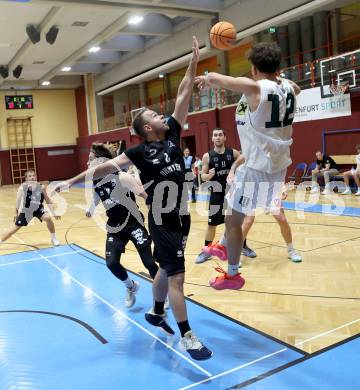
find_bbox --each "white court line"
[180,317,360,389]
[0,249,86,268]
[295,316,360,346]
[13,235,212,378]
[179,348,288,390]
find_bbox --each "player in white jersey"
[340,144,360,195]
[195,42,301,290]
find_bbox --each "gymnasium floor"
[0,185,359,388]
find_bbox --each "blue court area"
[0,245,304,389]
[241,336,360,390]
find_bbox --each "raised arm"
[172,36,200,127]
[56,152,132,191]
[195,73,260,96]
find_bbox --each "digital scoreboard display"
[5,95,33,110]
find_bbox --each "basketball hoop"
[329,82,349,97]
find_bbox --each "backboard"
[320,49,360,98]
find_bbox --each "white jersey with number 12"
[235,78,296,174]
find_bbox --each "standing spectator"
[183,148,196,202]
[310,151,339,195]
[340,144,360,196]
[193,156,202,190]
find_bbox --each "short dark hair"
[91,143,113,159]
[213,128,226,136]
[248,42,282,73]
[132,108,148,138]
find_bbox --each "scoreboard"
[5,95,34,110]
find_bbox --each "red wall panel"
[0,150,12,185]
[35,146,79,181]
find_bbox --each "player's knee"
[168,272,184,289]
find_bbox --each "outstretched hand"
[195,75,210,90]
[192,36,200,64]
[53,180,70,193]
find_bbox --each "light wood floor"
[1,184,359,354]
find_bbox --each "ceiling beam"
[102,35,145,51]
[39,11,131,84]
[31,0,217,19]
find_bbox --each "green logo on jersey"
[236,101,248,115]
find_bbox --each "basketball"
[210,21,236,50]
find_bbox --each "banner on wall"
[294,86,351,123]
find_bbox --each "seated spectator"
[310,151,339,195]
[340,144,360,196]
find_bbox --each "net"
[329,81,349,97]
[129,107,146,135]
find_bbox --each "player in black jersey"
[195,128,244,263]
[0,169,60,246]
[55,37,212,361]
[85,143,159,308]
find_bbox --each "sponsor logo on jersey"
[236,120,246,126]
[152,159,160,165]
[177,250,183,257]
[160,163,182,176]
[236,101,248,115]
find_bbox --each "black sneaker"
[180,331,213,360]
[145,310,175,336]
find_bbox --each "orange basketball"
[210,21,236,50]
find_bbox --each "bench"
[330,154,357,182]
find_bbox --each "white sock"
[227,264,238,276]
[287,243,294,252]
[123,277,134,289]
[51,233,56,240]
[219,236,227,246]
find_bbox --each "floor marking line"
[0,249,86,267]
[13,236,212,378]
[178,348,288,390]
[296,317,360,346]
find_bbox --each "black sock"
[243,239,247,247]
[178,320,191,337]
[205,240,212,247]
[154,301,165,315]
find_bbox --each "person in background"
[0,170,61,246]
[183,147,196,202]
[310,151,339,195]
[193,156,202,190]
[340,144,360,196]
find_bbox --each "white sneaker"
[340,189,352,195]
[180,331,212,360]
[321,188,331,195]
[195,251,211,264]
[355,190,360,196]
[51,237,60,246]
[288,249,302,263]
[125,281,139,308]
[310,187,319,194]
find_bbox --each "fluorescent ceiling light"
[159,73,165,78]
[62,66,71,72]
[128,16,144,25]
[89,46,100,53]
[328,69,336,73]
[42,81,51,86]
